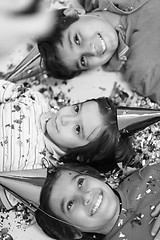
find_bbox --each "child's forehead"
[59,169,90,180]
[60,169,78,178]
[69,14,92,26]
[54,170,80,188]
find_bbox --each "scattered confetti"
[2,3,160,238]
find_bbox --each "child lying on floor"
[0,79,127,173]
[38,0,160,104]
[1,78,160,207]
[36,162,160,240]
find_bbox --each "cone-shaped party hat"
[117,106,160,136]
[6,45,45,82]
[0,168,47,211]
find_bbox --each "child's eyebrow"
[68,32,73,49]
[78,103,86,139]
[76,60,81,70]
[80,103,97,140]
[60,173,82,214]
[68,32,81,70]
[86,128,95,140]
[81,125,85,139]
[86,126,101,141]
[61,199,65,214]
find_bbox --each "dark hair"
[60,97,134,173]
[37,8,82,80]
[35,163,105,240]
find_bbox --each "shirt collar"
[104,16,129,71]
[116,23,129,61]
[102,0,149,71]
[101,0,149,15]
[105,186,133,239]
[43,134,66,159]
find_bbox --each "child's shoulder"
[124,163,160,184]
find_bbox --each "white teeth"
[91,192,103,216]
[98,33,106,53]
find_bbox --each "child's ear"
[63,8,85,17]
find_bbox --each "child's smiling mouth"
[91,191,103,216]
[98,33,106,55]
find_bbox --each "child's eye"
[77,178,84,189]
[74,105,79,113]
[67,200,74,211]
[74,34,80,45]
[75,125,80,135]
[80,56,86,67]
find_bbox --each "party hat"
[0,168,47,211]
[117,106,160,136]
[6,45,45,82]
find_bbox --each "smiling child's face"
[45,101,104,151]
[58,14,118,71]
[49,170,119,234]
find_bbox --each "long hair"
[37,8,82,80]
[60,97,134,173]
[35,163,105,240]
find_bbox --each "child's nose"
[60,115,75,126]
[89,43,98,56]
[84,42,97,56]
[83,191,92,206]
